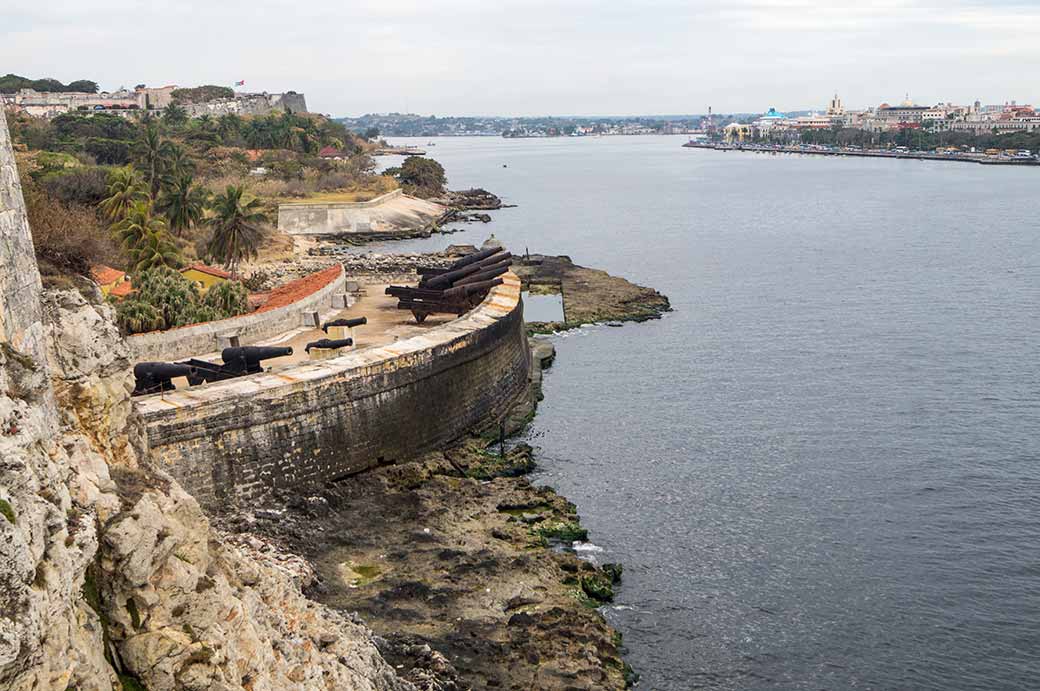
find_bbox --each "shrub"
[132,266,204,329]
[39,166,111,206]
[117,267,250,334]
[203,280,250,316]
[84,137,131,165]
[386,156,446,198]
[114,299,163,334]
[22,178,117,277]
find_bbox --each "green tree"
[135,122,175,198]
[112,199,182,272]
[156,173,208,237]
[130,226,182,272]
[66,80,100,93]
[206,186,266,275]
[132,266,201,328]
[114,298,163,334]
[162,143,195,178]
[203,280,250,316]
[217,113,242,144]
[162,103,189,128]
[390,156,446,198]
[99,166,147,222]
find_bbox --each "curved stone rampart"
[136,272,529,510]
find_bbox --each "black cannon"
[180,345,293,385]
[448,246,501,270]
[322,316,367,332]
[305,338,353,353]
[388,246,511,323]
[132,362,196,397]
[420,251,512,290]
[221,345,293,375]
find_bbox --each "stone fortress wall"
[0,107,47,363]
[136,272,530,511]
[183,92,308,118]
[278,189,446,237]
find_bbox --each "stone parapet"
[136,272,529,510]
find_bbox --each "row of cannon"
[388,246,512,323]
[132,316,368,396]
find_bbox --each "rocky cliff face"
[0,110,411,691]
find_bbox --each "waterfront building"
[723,122,752,142]
[752,107,788,136]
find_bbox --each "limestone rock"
[0,108,412,690]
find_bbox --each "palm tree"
[156,173,208,237]
[206,186,266,276]
[112,199,162,251]
[114,299,163,334]
[99,166,147,222]
[130,226,182,273]
[162,103,188,128]
[163,143,195,178]
[217,113,242,144]
[113,200,182,272]
[136,122,175,198]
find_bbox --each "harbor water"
[376,136,1040,690]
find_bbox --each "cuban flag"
[234,80,245,86]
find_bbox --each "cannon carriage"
[387,247,512,323]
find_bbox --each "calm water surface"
[379,137,1040,690]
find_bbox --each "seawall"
[135,272,529,510]
[278,189,446,237]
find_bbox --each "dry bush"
[22,181,119,277]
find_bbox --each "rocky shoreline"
[209,255,668,689]
[514,254,672,332]
[218,343,634,689]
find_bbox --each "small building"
[90,265,130,297]
[318,146,349,160]
[180,263,232,293]
[723,122,752,142]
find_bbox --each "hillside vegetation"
[7,105,400,333]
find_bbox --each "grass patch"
[0,499,15,525]
[535,520,588,543]
[126,598,141,630]
[118,673,148,691]
[339,561,383,587]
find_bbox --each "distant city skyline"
[4,0,1040,117]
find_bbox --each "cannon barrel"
[448,246,503,270]
[322,316,367,332]
[305,338,353,353]
[221,345,293,364]
[132,362,197,396]
[442,277,504,300]
[452,262,510,287]
[134,362,195,381]
[420,262,482,290]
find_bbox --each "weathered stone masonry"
[136,274,530,510]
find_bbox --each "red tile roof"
[91,265,126,285]
[181,263,233,280]
[109,281,134,298]
[319,146,344,157]
[256,265,342,313]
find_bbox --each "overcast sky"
[4,0,1039,117]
